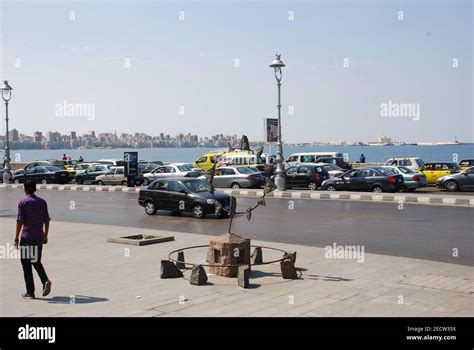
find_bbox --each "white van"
[384,157,425,171]
[285,152,344,167]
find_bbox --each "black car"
[13,166,70,184]
[321,167,404,193]
[138,178,231,219]
[317,157,352,170]
[436,166,474,191]
[280,164,330,190]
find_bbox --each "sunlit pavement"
[0,218,472,317]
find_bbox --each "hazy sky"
[0,0,472,143]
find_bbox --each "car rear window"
[398,166,415,174]
[376,167,398,176]
[236,167,254,174]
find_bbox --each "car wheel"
[121,180,127,186]
[144,200,157,215]
[14,178,20,184]
[231,183,241,189]
[41,179,48,185]
[445,180,458,192]
[408,188,417,192]
[372,185,383,193]
[192,204,205,219]
[96,180,104,186]
[326,184,336,191]
[143,178,150,186]
[308,182,318,191]
[76,178,83,185]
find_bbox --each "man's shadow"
[34,295,109,304]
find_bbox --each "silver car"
[381,166,426,191]
[199,166,264,189]
[95,166,127,186]
[143,164,199,185]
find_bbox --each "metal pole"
[3,100,12,184]
[273,72,286,191]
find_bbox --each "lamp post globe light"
[269,54,286,191]
[1,80,13,184]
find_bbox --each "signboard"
[124,152,138,187]
[266,118,278,142]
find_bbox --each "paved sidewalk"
[0,218,472,317]
[1,183,473,207]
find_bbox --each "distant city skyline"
[1,128,469,151]
[0,1,472,143]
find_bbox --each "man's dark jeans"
[20,238,49,295]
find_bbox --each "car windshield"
[398,166,415,174]
[416,159,425,167]
[236,167,255,174]
[177,165,192,172]
[376,167,398,176]
[45,166,62,172]
[182,180,211,193]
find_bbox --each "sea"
[4,144,474,164]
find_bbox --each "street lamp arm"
[274,68,283,83]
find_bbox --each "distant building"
[33,131,43,142]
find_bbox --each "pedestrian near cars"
[360,154,366,163]
[78,156,84,163]
[15,180,52,299]
[62,154,67,161]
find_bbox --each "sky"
[0,0,472,143]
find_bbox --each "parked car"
[278,164,330,190]
[138,178,231,219]
[23,161,53,171]
[459,159,474,170]
[95,166,144,186]
[70,163,92,175]
[74,164,112,184]
[384,157,425,171]
[193,150,225,171]
[13,166,70,184]
[285,152,344,168]
[138,162,163,174]
[319,163,345,178]
[436,166,474,192]
[95,159,125,167]
[172,162,204,174]
[321,167,404,193]
[142,164,200,186]
[380,166,426,191]
[317,157,352,170]
[199,166,264,189]
[419,162,462,184]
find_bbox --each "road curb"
[1,184,473,207]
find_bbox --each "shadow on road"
[34,295,109,304]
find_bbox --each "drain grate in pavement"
[107,234,174,246]
[399,274,474,294]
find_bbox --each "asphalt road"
[1,188,473,265]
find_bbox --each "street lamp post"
[1,81,13,184]
[269,54,286,191]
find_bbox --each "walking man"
[15,180,52,299]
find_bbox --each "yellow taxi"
[217,151,266,171]
[419,162,462,184]
[192,150,225,171]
